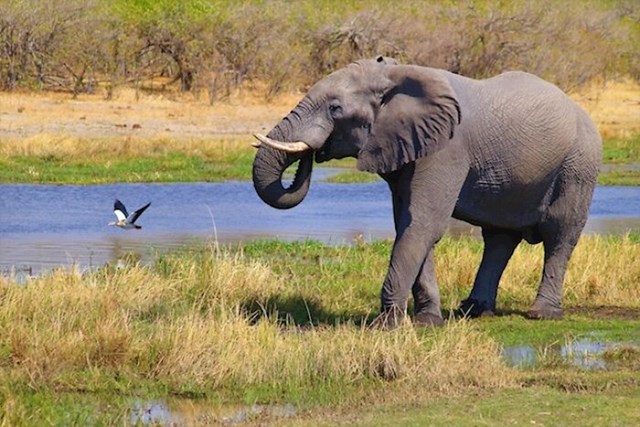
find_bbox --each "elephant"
[252,56,601,327]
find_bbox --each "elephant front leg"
[376,226,435,328]
[389,182,445,327]
[412,250,445,327]
[373,145,468,329]
[376,185,458,327]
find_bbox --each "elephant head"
[252,56,461,209]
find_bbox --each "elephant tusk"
[253,134,311,153]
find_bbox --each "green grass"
[324,169,381,183]
[598,169,640,186]
[307,386,640,427]
[0,152,253,184]
[5,384,639,426]
[477,315,640,347]
[597,135,640,184]
[0,236,639,425]
[602,135,640,164]
[0,134,638,185]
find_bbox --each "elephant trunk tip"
[252,148,314,210]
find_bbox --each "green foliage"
[0,151,255,184]
[603,135,640,164]
[324,170,381,184]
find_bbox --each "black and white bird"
[108,199,151,229]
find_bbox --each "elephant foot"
[456,298,495,318]
[370,306,406,330]
[526,302,563,320]
[413,311,445,327]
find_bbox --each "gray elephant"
[252,56,601,327]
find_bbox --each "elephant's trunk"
[252,133,313,210]
[252,147,313,209]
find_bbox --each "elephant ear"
[357,65,461,174]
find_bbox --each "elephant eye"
[329,104,342,116]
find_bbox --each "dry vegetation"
[435,235,640,310]
[0,250,514,400]
[573,79,640,139]
[1,1,638,178]
[0,235,637,401]
[0,76,637,150]
[0,0,638,97]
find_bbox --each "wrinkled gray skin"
[252,56,601,327]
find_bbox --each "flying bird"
[108,199,151,229]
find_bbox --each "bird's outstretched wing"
[128,202,151,224]
[114,199,128,222]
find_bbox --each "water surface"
[1,179,638,275]
[503,339,637,370]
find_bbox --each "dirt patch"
[0,88,300,140]
[1,80,638,141]
[565,306,640,320]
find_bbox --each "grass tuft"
[0,236,638,423]
[0,246,515,399]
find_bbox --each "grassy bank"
[597,134,640,185]
[0,134,638,185]
[325,134,640,185]
[0,235,638,424]
[0,136,254,184]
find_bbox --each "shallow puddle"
[129,399,297,425]
[502,338,636,370]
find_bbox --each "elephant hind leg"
[527,230,580,320]
[528,180,594,319]
[458,227,522,317]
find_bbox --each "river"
[1,175,638,275]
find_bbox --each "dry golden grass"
[435,235,640,310]
[0,134,249,160]
[0,250,513,396]
[0,86,297,142]
[0,234,637,407]
[0,79,637,147]
[572,79,640,139]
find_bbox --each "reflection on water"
[129,399,296,425]
[600,163,640,173]
[0,179,638,275]
[502,339,636,370]
[130,401,181,425]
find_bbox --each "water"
[1,177,638,275]
[129,400,296,425]
[502,339,636,370]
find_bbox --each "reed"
[0,136,255,184]
[435,234,640,311]
[0,135,250,160]
[1,235,637,400]
[0,248,513,400]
